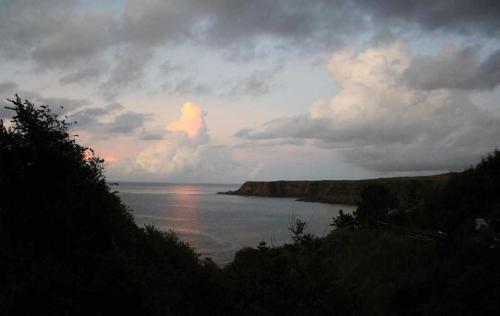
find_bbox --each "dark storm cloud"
[403,47,500,91]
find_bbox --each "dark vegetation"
[1,96,500,315]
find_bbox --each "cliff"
[220,174,451,206]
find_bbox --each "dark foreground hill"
[1,96,500,315]
[220,174,450,206]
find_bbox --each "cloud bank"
[236,42,500,172]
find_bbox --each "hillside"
[221,174,451,206]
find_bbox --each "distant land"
[220,174,452,206]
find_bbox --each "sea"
[116,182,357,265]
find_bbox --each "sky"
[0,0,499,183]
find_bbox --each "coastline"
[219,174,451,206]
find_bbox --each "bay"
[116,182,356,264]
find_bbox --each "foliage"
[355,183,399,225]
[0,96,224,315]
[288,216,315,244]
[331,209,358,231]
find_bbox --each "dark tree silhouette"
[0,96,223,315]
[331,209,358,231]
[355,184,398,225]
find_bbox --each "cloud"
[0,82,89,116]
[1,0,498,98]
[59,63,105,84]
[355,0,500,37]
[0,82,151,139]
[166,102,208,140]
[135,102,213,174]
[109,101,252,181]
[0,81,17,94]
[105,111,150,134]
[69,103,151,138]
[167,78,213,96]
[159,60,185,74]
[139,127,168,141]
[403,46,500,90]
[236,42,500,172]
[99,46,154,99]
[227,65,282,96]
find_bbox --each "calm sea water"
[116,182,356,264]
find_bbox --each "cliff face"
[222,174,451,206]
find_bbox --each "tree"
[331,209,358,231]
[289,217,314,244]
[355,183,398,226]
[0,96,223,315]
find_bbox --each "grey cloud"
[227,63,284,96]
[236,115,419,147]
[235,138,306,148]
[236,96,500,172]
[228,71,273,96]
[100,47,153,99]
[0,0,112,83]
[0,83,149,138]
[355,0,500,37]
[70,105,151,137]
[140,128,166,140]
[200,0,362,48]
[59,63,105,84]
[69,103,123,128]
[0,81,17,94]
[235,116,332,140]
[106,111,150,134]
[31,13,111,69]
[403,47,500,90]
[159,61,185,75]
[119,0,198,47]
[1,0,499,99]
[0,82,89,117]
[169,78,213,96]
